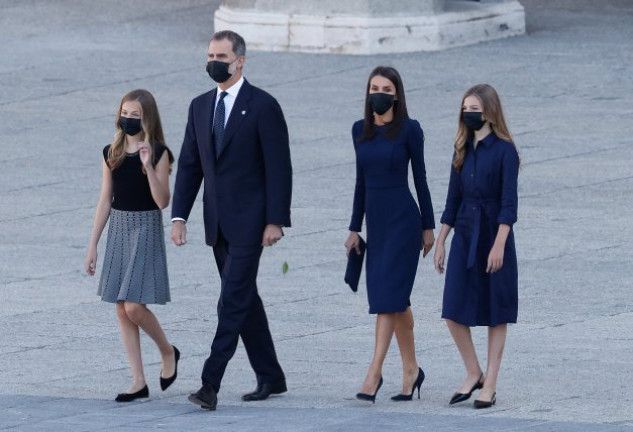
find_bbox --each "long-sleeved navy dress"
[440,133,519,327]
[349,118,435,314]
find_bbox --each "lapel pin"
[241,110,246,115]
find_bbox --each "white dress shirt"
[214,75,244,127]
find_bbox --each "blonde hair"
[453,84,516,171]
[107,89,169,171]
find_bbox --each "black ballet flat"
[474,392,496,409]
[391,367,425,401]
[449,373,484,405]
[356,376,383,404]
[160,345,180,391]
[115,385,149,402]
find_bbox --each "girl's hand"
[486,243,505,273]
[138,142,153,167]
[422,229,435,258]
[84,248,97,276]
[433,242,445,274]
[345,231,361,257]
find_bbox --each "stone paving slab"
[2,395,633,432]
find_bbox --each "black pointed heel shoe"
[474,392,496,409]
[449,373,484,405]
[160,345,180,391]
[356,376,383,403]
[391,367,425,401]
[115,385,149,402]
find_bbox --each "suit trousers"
[201,229,285,392]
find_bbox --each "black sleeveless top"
[103,144,172,211]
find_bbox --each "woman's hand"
[433,242,445,274]
[422,229,435,258]
[84,247,97,276]
[486,243,505,273]
[345,231,361,257]
[138,142,153,168]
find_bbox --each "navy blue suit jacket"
[172,79,292,247]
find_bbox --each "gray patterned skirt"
[98,209,170,305]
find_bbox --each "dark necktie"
[213,91,228,158]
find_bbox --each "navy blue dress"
[349,119,435,314]
[440,133,519,327]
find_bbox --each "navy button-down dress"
[440,133,519,327]
[349,118,435,314]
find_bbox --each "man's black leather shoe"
[242,380,287,401]
[188,384,218,410]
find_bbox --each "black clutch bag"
[344,235,366,292]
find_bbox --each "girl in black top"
[85,89,179,402]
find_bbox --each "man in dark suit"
[171,30,292,411]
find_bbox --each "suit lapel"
[217,80,252,159]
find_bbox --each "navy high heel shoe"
[391,367,425,401]
[356,376,383,403]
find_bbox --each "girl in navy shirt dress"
[434,84,519,409]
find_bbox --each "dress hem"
[441,313,517,327]
[99,296,169,306]
[369,305,410,315]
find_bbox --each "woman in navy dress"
[434,84,519,409]
[345,66,435,403]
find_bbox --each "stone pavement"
[1,0,632,430]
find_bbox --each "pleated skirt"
[98,209,170,305]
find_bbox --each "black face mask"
[462,112,486,131]
[118,117,142,136]
[206,60,235,83]
[369,93,395,116]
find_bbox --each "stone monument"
[214,0,526,54]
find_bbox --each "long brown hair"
[453,84,516,171]
[358,66,409,143]
[107,89,173,170]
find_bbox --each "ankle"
[366,367,382,379]
[159,344,174,357]
[467,370,483,380]
[404,364,419,375]
[481,382,496,392]
[478,387,496,400]
[132,377,146,386]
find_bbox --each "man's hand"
[262,224,283,247]
[171,220,187,246]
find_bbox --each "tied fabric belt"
[463,198,501,269]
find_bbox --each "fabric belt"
[463,198,500,269]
